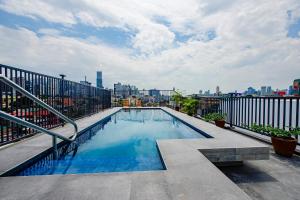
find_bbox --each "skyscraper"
[266,86,272,95]
[113,82,138,98]
[293,79,300,96]
[261,86,267,96]
[149,89,160,97]
[216,86,220,96]
[96,71,103,88]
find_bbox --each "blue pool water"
[17,109,208,175]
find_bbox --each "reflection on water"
[17,109,206,176]
[116,108,175,122]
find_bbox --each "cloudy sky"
[0,0,299,93]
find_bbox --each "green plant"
[290,127,300,136]
[171,91,183,107]
[250,124,266,133]
[250,124,300,138]
[203,113,226,121]
[203,113,212,122]
[182,98,198,116]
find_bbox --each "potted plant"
[182,98,198,116]
[211,113,227,128]
[203,113,227,128]
[251,125,300,157]
[171,92,183,111]
[203,113,213,122]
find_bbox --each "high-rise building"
[149,89,161,102]
[266,86,272,95]
[293,79,300,96]
[96,71,103,88]
[114,82,139,98]
[149,89,160,97]
[261,86,267,96]
[246,87,256,95]
[288,85,294,95]
[216,86,220,96]
[204,90,210,96]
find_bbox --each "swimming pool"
[15,109,210,176]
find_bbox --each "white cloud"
[0,0,76,25]
[77,12,110,28]
[38,28,61,36]
[132,24,175,55]
[0,0,300,93]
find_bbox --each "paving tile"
[0,107,273,200]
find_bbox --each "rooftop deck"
[220,150,300,200]
[0,107,298,200]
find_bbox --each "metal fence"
[0,64,111,145]
[197,94,300,143]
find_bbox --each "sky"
[0,0,300,94]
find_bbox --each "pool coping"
[0,107,269,200]
[161,107,269,164]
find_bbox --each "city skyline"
[4,67,298,97]
[198,80,300,96]
[0,2,300,200]
[0,1,300,93]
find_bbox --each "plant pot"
[214,120,225,128]
[175,106,180,111]
[187,112,193,116]
[271,136,297,157]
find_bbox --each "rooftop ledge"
[0,107,270,200]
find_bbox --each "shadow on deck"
[219,150,300,200]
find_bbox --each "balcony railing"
[0,64,111,146]
[196,94,300,144]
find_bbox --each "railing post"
[229,93,234,127]
[59,74,65,127]
[52,135,58,159]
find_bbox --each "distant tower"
[261,86,267,96]
[294,79,300,96]
[216,86,220,96]
[96,71,103,88]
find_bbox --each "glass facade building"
[96,71,103,88]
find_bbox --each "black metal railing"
[0,64,111,145]
[197,94,300,143]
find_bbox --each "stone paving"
[0,107,274,200]
[219,149,300,200]
[161,107,269,164]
